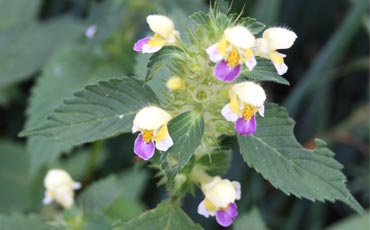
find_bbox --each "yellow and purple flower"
[206,26,256,82]
[221,81,266,135]
[132,106,173,160]
[133,15,179,53]
[197,176,241,227]
[43,169,81,209]
[253,27,297,75]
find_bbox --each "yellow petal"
[230,95,241,115]
[204,199,217,212]
[154,124,169,142]
[148,34,167,48]
[269,51,285,65]
[216,37,228,56]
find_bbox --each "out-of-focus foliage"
[0,0,368,229]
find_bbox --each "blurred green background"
[0,0,368,229]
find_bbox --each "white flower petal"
[155,135,174,151]
[197,200,216,218]
[42,193,53,205]
[44,169,74,191]
[263,27,297,50]
[141,43,163,53]
[224,26,255,49]
[244,55,257,70]
[73,182,81,190]
[133,106,172,131]
[232,181,241,200]
[273,61,288,75]
[132,124,139,133]
[146,15,175,38]
[54,186,74,209]
[231,82,266,107]
[206,44,223,63]
[204,179,237,209]
[221,104,238,122]
[258,105,265,117]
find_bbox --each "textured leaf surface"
[241,58,290,85]
[113,202,203,230]
[134,53,171,106]
[234,207,268,230]
[196,150,231,176]
[146,46,184,81]
[21,78,158,146]
[0,17,85,88]
[161,111,204,180]
[237,103,364,213]
[239,17,266,34]
[189,11,209,25]
[24,46,125,172]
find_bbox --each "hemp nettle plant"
[20,4,364,230]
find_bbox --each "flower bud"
[166,76,185,91]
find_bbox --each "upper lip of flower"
[132,106,172,132]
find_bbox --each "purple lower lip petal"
[134,133,155,160]
[214,60,241,82]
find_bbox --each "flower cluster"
[43,169,81,209]
[207,26,297,81]
[131,13,296,227]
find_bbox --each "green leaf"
[27,137,72,175]
[78,170,148,221]
[189,11,209,25]
[78,175,124,212]
[20,78,158,147]
[196,150,231,176]
[104,170,149,221]
[86,0,127,45]
[241,58,290,85]
[0,17,85,88]
[161,111,204,182]
[146,46,185,82]
[113,202,203,230]
[239,17,266,34]
[326,211,370,230]
[24,45,125,173]
[234,207,269,230]
[0,140,31,213]
[0,214,59,230]
[134,52,172,106]
[0,0,40,31]
[237,103,364,214]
